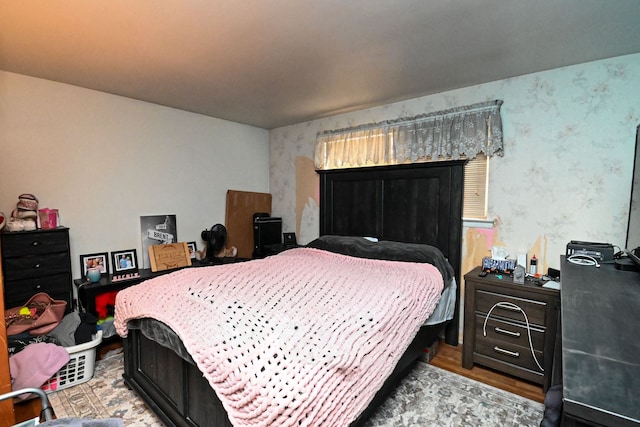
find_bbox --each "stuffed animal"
[216,246,238,258]
[196,245,238,259]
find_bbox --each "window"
[463,154,489,219]
[315,101,502,221]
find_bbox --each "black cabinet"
[560,257,640,426]
[75,269,165,317]
[1,227,73,311]
[75,258,250,318]
[462,267,559,391]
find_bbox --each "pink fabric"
[10,342,69,391]
[115,248,443,426]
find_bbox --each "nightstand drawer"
[2,252,71,280]
[476,289,547,327]
[1,230,69,257]
[475,314,545,350]
[475,337,545,373]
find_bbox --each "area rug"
[47,348,544,426]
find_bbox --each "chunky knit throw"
[115,248,443,426]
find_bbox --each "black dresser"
[560,256,640,426]
[1,227,73,311]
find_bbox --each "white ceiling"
[2,1,640,129]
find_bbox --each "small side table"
[462,266,560,391]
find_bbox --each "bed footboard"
[123,329,233,427]
[123,320,446,427]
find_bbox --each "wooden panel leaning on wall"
[225,190,272,259]
[0,246,16,427]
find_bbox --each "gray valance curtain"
[314,100,503,169]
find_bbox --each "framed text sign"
[149,242,192,272]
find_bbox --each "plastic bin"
[41,330,103,393]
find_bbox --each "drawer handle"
[495,302,520,312]
[32,241,40,246]
[493,346,520,358]
[483,301,544,372]
[494,327,521,338]
[34,263,41,269]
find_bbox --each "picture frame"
[187,241,197,259]
[140,214,178,269]
[283,232,297,247]
[79,252,109,279]
[111,249,139,275]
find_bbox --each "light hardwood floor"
[431,340,545,403]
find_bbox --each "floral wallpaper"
[269,53,640,273]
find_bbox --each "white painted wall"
[0,71,270,281]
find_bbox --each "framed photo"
[283,232,297,247]
[79,252,109,278]
[111,249,139,275]
[187,242,197,259]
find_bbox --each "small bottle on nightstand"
[530,255,538,275]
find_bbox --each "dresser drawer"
[3,273,72,309]
[1,230,69,257]
[2,252,71,280]
[474,314,545,351]
[476,289,547,327]
[475,336,545,374]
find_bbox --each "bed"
[116,161,464,426]
[115,237,455,426]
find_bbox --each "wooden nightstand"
[462,266,560,391]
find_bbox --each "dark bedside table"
[462,266,560,391]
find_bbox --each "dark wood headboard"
[317,161,464,345]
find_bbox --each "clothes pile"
[8,311,98,396]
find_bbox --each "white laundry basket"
[41,330,103,393]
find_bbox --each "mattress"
[125,235,456,364]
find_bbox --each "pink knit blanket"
[115,248,443,426]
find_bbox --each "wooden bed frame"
[122,161,464,426]
[123,319,443,427]
[317,161,464,345]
